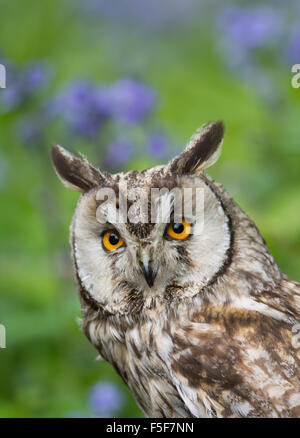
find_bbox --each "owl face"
[52,121,231,314]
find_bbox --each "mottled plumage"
[51,121,300,417]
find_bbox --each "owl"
[51,121,300,417]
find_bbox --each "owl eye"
[102,230,124,251]
[166,219,191,240]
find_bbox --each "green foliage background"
[0,0,299,417]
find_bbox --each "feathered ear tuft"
[167,121,224,175]
[51,144,106,192]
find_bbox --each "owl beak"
[141,262,157,288]
[138,243,157,287]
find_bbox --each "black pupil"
[172,222,184,234]
[109,233,119,245]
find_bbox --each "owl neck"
[200,175,283,312]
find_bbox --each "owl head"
[51,121,231,314]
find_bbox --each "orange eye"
[102,230,124,251]
[166,219,191,240]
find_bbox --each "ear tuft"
[168,121,224,175]
[51,144,106,192]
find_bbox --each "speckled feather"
[51,121,300,417]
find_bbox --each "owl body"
[52,121,300,417]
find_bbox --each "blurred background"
[0,0,299,418]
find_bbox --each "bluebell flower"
[216,5,285,101]
[219,6,282,51]
[52,80,108,139]
[0,60,50,113]
[217,5,283,72]
[286,24,300,63]
[0,60,21,111]
[147,133,168,158]
[1,85,23,112]
[88,381,124,417]
[105,138,133,170]
[23,61,51,92]
[105,79,156,124]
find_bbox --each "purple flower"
[23,62,50,92]
[105,79,156,124]
[286,24,300,63]
[147,133,168,158]
[217,5,283,71]
[48,78,157,141]
[52,80,108,139]
[219,6,282,50]
[105,138,133,169]
[0,60,50,113]
[1,86,23,112]
[216,5,286,98]
[88,382,124,416]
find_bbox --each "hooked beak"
[138,242,158,288]
[141,261,157,288]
